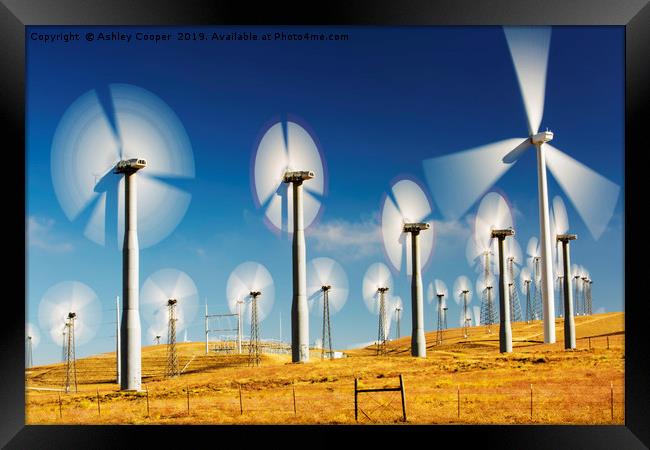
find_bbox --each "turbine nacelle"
[283,170,315,183]
[557,233,578,243]
[321,285,331,292]
[114,158,147,174]
[377,287,390,294]
[491,228,515,239]
[67,312,76,320]
[530,130,554,145]
[403,222,430,234]
[249,291,261,299]
[167,298,177,306]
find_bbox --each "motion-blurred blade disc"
[545,144,620,240]
[226,262,275,323]
[383,179,434,275]
[307,257,349,315]
[474,191,513,251]
[422,138,526,220]
[26,323,41,348]
[551,195,570,236]
[503,26,552,135]
[362,262,393,314]
[434,279,449,299]
[473,306,481,326]
[141,269,199,332]
[453,275,472,304]
[390,296,403,321]
[426,282,434,304]
[253,121,325,234]
[381,195,405,272]
[51,84,195,249]
[38,281,102,346]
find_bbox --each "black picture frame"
[2,0,647,447]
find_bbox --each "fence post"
[354,378,358,422]
[399,374,407,422]
[187,385,190,415]
[607,336,610,349]
[610,381,614,421]
[588,337,591,349]
[58,393,62,418]
[239,384,243,415]
[292,381,297,415]
[96,389,101,416]
[145,384,150,417]
[457,385,460,419]
[530,384,533,420]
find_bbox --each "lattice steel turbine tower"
[320,285,333,360]
[166,299,179,378]
[376,287,389,356]
[63,312,78,393]
[249,291,262,367]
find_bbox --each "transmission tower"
[63,312,78,393]
[435,294,445,345]
[376,287,389,356]
[507,257,522,322]
[248,291,261,367]
[321,285,333,360]
[26,336,33,368]
[166,299,179,378]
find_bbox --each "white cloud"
[27,216,74,253]
[307,215,381,261]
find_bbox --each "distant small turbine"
[453,276,472,339]
[362,263,393,356]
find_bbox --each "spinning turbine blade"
[362,263,393,314]
[381,196,404,272]
[503,26,552,135]
[38,281,102,346]
[253,120,325,234]
[26,323,41,348]
[453,275,472,304]
[434,279,449,299]
[226,262,275,323]
[307,257,349,314]
[552,196,569,236]
[51,84,195,249]
[545,144,620,240]
[422,138,527,220]
[141,269,199,332]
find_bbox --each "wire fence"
[26,378,624,425]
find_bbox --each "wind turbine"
[307,257,349,359]
[551,195,577,349]
[226,261,276,365]
[520,267,533,323]
[140,268,200,351]
[431,279,448,345]
[252,119,325,363]
[50,84,195,390]
[453,276,472,339]
[391,296,404,340]
[504,238,524,322]
[526,237,543,321]
[475,273,496,333]
[380,178,434,358]
[25,323,40,369]
[422,27,621,344]
[362,262,394,356]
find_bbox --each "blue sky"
[26,26,624,366]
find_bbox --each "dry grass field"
[25,312,624,425]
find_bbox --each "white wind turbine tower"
[473,192,517,351]
[381,178,434,358]
[362,262,394,356]
[50,84,195,390]
[307,257,349,359]
[38,281,102,390]
[453,276,473,339]
[252,120,325,363]
[423,27,621,344]
[551,195,577,349]
[226,262,276,366]
[25,323,40,369]
[141,268,200,368]
[571,263,585,316]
